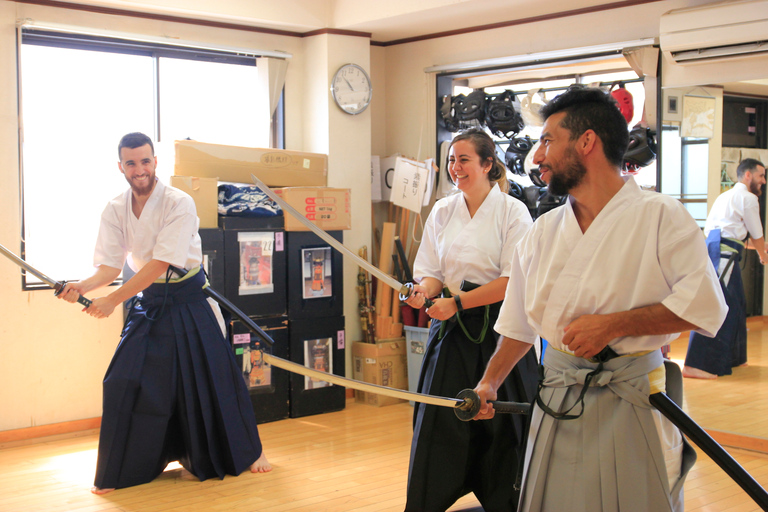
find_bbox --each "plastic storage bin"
[405,325,430,405]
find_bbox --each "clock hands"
[343,76,354,91]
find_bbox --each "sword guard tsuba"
[399,282,435,308]
[53,280,67,296]
[454,388,482,422]
[399,282,416,302]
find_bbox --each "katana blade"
[192,269,527,420]
[262,352,462,408]
[261,352,528,420]
[0,242,92,308]
[251,175,423,304]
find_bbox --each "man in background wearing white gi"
[58,132,270,494]
[684,158,767,379]
[473,86,727,512]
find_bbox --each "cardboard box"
[352,339,408,407]
[275,187,351,231]
[170,176,218,228]
[174,140,327,187]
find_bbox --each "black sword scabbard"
[649,392,768,509]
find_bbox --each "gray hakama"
[519,349,695,512]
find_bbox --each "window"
[19,31,281,287]
[659,126,709,226]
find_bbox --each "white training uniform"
[413,184,532,293]
[704,182,764,240]
[495,177,727,511]
[93,178,225,332]
[94,178,202,273]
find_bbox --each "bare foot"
[682,366,717,380]
[90,486,115,495]
[739,362,749,367]
[250,452,272,473]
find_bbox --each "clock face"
[331,64,372,115]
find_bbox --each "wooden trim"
[376,0,664,46]
[13,0,304,37]
[301,28,371,39]
[0,417,101,443]
[14,0,661,47]
[707,429,768,454]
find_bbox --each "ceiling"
[330,0,640,43]
[45,0,768,94]
[51,0,650,43]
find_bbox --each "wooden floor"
[2,323,768,512]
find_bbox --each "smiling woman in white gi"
[403,128,539,512]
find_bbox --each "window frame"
[18,29,284,290]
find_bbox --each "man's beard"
[126,173,156,195]
[750,181,763,196]
[546,147,587,197]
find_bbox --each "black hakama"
[405,303,539,512]
[94,269,263,489]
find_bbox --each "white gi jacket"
[94,179,202,273]
[414,184,532,293]
[704,182,764,241]
[498,177,727,512]
[496,177,727,355]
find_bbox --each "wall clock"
[331,63,372,115]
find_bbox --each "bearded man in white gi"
[473,87,727,512]
[684,158,767,379]
[58,132,270,494]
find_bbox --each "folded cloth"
[218,183,283,217]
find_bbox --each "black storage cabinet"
[199,227,225,290]
[220,215,287,318]
[289,315,346,418]
[285,231,344,319]
[229,315,290,424]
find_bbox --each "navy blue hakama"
[94,269,263,489]
[685,233,747,376]
[405,302,539,512]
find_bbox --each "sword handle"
[55,281,93,309]
[454,388,531,421]
[399,282,435,308]
[490,400,531,416]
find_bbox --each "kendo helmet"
[524,140,546,187]
[623,126,657,174]
[485,90,524,139]
[505,135,534,176]
[610,82,634,125]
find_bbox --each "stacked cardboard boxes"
[172,139,351,231]
[352,339,408,407]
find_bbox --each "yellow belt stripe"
[550,347,666,394]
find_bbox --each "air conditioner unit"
[660,0,768,65]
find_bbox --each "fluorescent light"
[424,38,656,74]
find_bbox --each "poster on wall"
[304,337,333,390]
[237,231,274,296]
[681,94,716,139]
[233,334,272,389]
[302,247,332,299]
